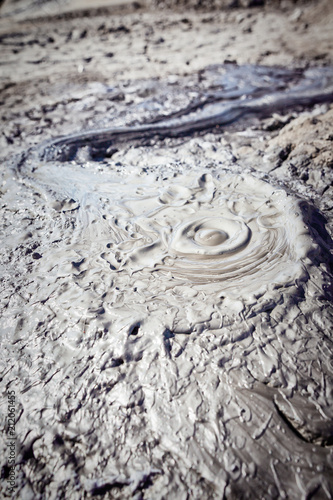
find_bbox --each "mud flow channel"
[2,64,333,499]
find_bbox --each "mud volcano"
[1,4,333,498]
[22,159,322,335]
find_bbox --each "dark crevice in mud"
[163,329,175,355]
[274,401,313,444]
[274,400,333,447]
[91,481,127,496]
[300,204,333,300]
[90,469,158,496]
[19,435,43,463]
[27,64,333,163]
[129,323,140,336]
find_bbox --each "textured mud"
[1,1,333,499]
[35,65,333,161]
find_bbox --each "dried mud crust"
[0,0,333,86]
[1,1,333,500]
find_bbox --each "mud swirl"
[114,172,312,310]
[17,147,318,333]
[170,216,251,257]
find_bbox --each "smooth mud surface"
[1,1,333,499]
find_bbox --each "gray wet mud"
[35,65,333,161]
[1,64,333,499]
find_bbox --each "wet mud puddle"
[3,64,333,499]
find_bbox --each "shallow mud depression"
[1,2,333,499]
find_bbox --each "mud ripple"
[115,173,313,304]
[22,160,319,333]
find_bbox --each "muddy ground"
[1,0,333,206]
[0,0,333,499]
